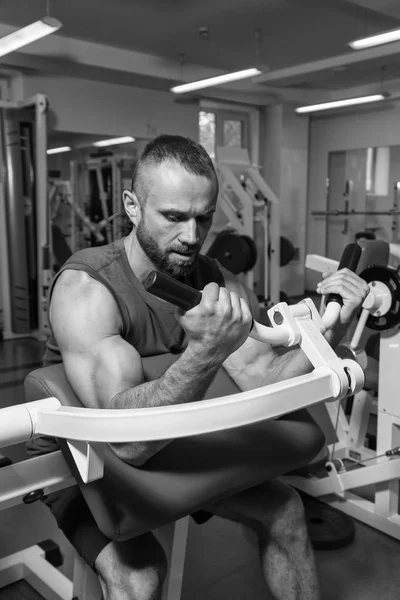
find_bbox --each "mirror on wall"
[46,131,147,268]
[316,146,400,261]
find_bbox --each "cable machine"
[204,147,295,306]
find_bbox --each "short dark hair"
[131,134,218,204]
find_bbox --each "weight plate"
[359,265,400,331]
[280,236,296,267]
[297,490,356,550]
[207,231,255,274]
[240,235,258,272]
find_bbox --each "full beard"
[136,219,198,278]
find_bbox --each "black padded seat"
[24,356,324,541]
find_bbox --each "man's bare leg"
[205,479,320,600]
[94,532,167,600]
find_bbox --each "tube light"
[0,17,62,57]
[295,93,388,114]
[47,146,71,155]
[349,28,400,50]
[170,67,262,94]
[93,136,136,147]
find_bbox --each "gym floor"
[1,337,400,599]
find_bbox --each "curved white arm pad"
[19,368,338,445]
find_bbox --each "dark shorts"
[27,408,324,568]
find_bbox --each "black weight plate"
[207,231,252,275]
[359,265,400,331]
[298,491,356,550]
[240,235,258,272]
[280,236,296,267]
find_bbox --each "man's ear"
[123,190,142,226]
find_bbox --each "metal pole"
[35,94,50,339]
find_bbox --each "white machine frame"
[285,252,400,541]
[204,146,281,304]
[0,295,364,600]
[0,94,49,341]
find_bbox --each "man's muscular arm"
[51,270,251,466]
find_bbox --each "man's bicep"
[62,336,144,410]
[50,271,144,409]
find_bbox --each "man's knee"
[256,481,308,543]
[94,534,167,600]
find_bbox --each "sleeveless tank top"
[43,237,225,365]
[27,237,226,455]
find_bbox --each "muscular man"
[29,135,369,600]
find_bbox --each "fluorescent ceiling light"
[170,67,262,94]
[0,17,62,57]
[93,136,136,147]
[295,93,388,114]
[47,146,71,155]
[349,28,400,50]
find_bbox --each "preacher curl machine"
[285,240,400,541]
[0,246,365,599]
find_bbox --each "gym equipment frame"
[0,291,364,600]
[0,94,49,341]
[285,251,400,541]
[311,178,400,241]
[205,146,281,305]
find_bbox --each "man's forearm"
[109,345,222,465]
[224,313,357,392]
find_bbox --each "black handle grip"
[144,270,255,333]
[144,270,202,311]
[326,242,362,306]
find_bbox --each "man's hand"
[176,282,253,362]
[316,268,370,324]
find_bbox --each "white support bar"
[66,440,105,483]
[347,391,374,451]
[0,397,61,447]
[0,451,75,511]
[0,546,73,600]
[32,368,341,444]
[218,164,252,234]
[286,457,400,498]
[163,517,190,600]
[306,254,339,274]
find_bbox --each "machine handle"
[144,271,202,311]
[145,270,256,333]
[326,243,361,306]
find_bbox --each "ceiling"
[1,0,400,103]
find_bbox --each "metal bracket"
[66,441,105,483]
[325,461,346,497]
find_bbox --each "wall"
[22,75,199,140]
[307,99,400,289]
[262,103,309,297]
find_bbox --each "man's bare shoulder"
[50,269,123,341]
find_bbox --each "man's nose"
[179,218,199,246]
